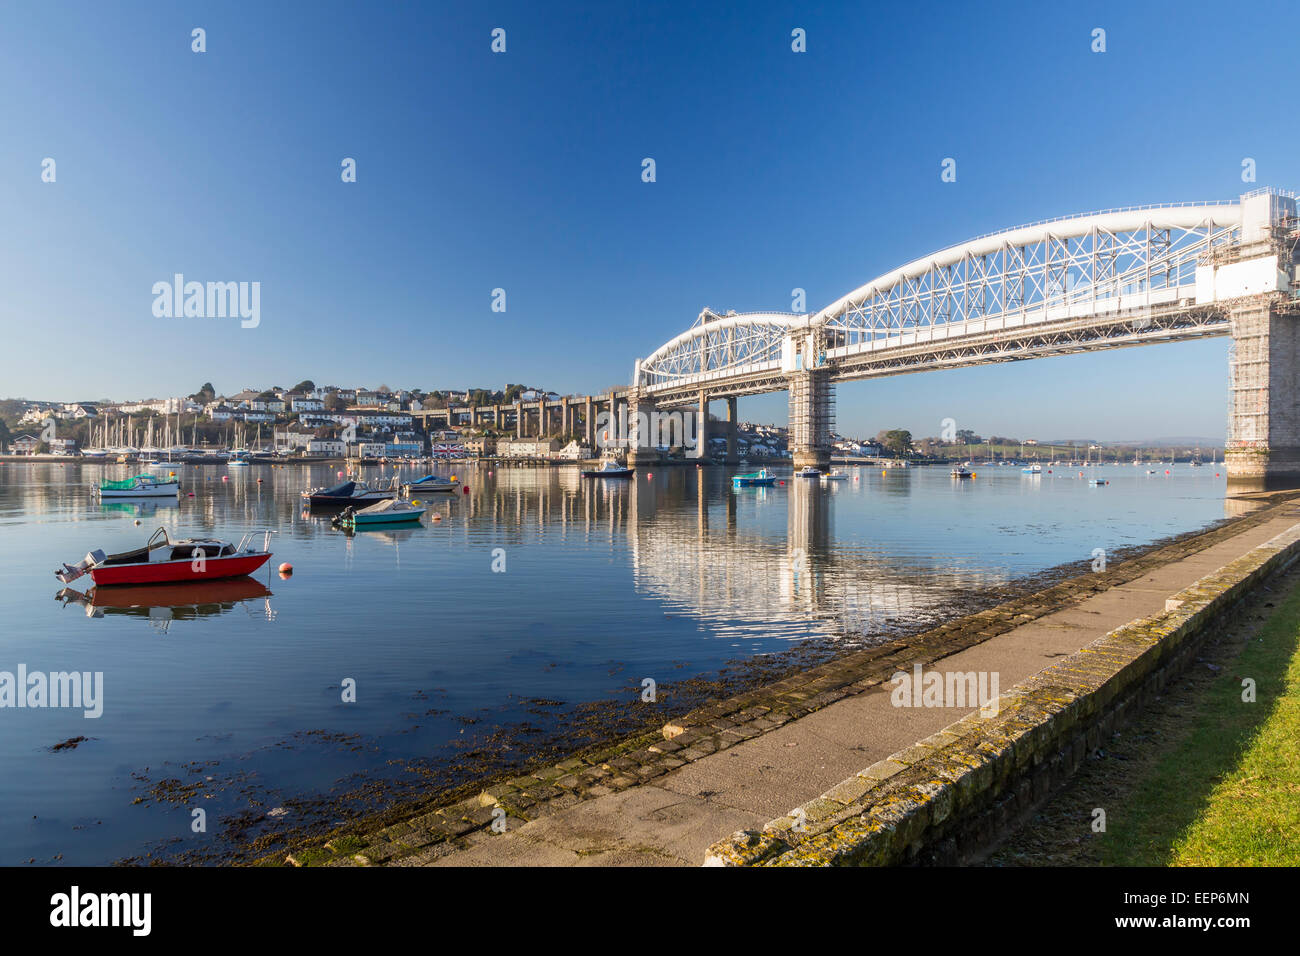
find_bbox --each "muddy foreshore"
[117,497,1286,867]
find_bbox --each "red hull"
[89,553,271,586]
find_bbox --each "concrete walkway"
[416,506,1300,867]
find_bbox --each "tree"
[878,429,913,457]
[323,391,347,412]
[191,382,216,403]
[291,380,314,393]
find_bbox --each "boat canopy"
[100,474,158,490]
[319,481,356,497]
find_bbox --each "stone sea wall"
[704,522,1300,866]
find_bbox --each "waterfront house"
[307,439,346,457]
[557,440,593,460]
[498,437,560,458]
[10,435,39,455]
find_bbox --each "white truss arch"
[634,192,1300,403]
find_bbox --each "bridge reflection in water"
[622,470,1018,645]
[446,464,1255,648]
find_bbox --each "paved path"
[417,507,1300,867]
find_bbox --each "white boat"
[402,474,460,494]
[334,498,426,527]
[795,466,823,478]
[1021,464,1042,475]
[819,470,848,482]
[94,474,180,498]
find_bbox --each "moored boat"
[732,469,776,487]
[333,498,426,528]
[95,474,180,498]
[820,470,848,482]
[402,474,460,494]
[950,466,974,478]
[1021,464,1042,475]
[581,461,634,478]
[55,527,274,587]
[795,466,823,478]
[302,479,397,507]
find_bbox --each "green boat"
[732,469,776,488]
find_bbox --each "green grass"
[1101,578,1300,866]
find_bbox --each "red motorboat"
[55,527,275,587]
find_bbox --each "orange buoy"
[278,563,293,575]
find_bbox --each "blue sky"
[1,0,1295,441]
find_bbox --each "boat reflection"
[55,578,275,630]
[99,498,179,517]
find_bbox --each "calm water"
[0,460,1240,863]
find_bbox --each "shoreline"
[139,493,1288,867]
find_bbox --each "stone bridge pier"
[787,368,833,471]
[1226,298,1300,491]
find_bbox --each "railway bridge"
[632,188,1300,489]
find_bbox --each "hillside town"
[2,382,884,461]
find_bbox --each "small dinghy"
[820,470,848,482]
[302,479,397,507]
[581,461,634,478]
[402,474,459,495]
[55,527,274,586]
[333,498,426,528]
[95,474,180,498]
[732,469,776,488]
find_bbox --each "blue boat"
[402,474,460,494]
[732,469,776,488]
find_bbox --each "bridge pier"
[627,389,659,467]
[1226,298,1300,491]
[698,390,711,463]
[725,396,738,465]
[787,369,833,471]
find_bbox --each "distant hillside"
[1041,436,1225,448]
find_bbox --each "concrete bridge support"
[787,369,833,471]
[1226,299,1300,491]
[725,396,738,464]
[514,401,524,438]
[584,397,594,445]
[627,389,658,467]
[698,390,710,463]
